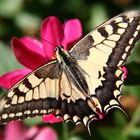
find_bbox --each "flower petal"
[42,114,62,124]
[25,126,39,139]
[96,108,104,120]
[12,37,47,70]
[41,16,64,59]
[0,68,31,90]
[62,19,82,50]
[5,121,25,140]
[19,36,45,57]
[34,127,58,140]
[0,132,4,140]
[121,66,128,80]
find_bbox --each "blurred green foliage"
[1,0,140,140]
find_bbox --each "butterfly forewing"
[70,10,140,67]
[0,60,61,123]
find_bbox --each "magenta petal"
[19,36,45,57]
[5,121,25,140]
[96,108,104,120]
[41,16,64,59]
[34,127,58,140]
[0,68,31,90]
[12,37,47,70]
[121,66,128,80]
[42,114,62,124]
[0,132,4,140]
[62,19,82,50]
[25,126,39,139]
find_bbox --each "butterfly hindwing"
[94,66,126,115]
[59,71,99,127]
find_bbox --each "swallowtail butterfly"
[0,10,140,132]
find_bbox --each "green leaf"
[98,127,125,140]
[125,62,140,85]
[128,127,140,138]
[88,4,108,29]
[113,111,128,128]
[24,117,43,127]
[67,136,83,140]
[127,41,140,64]
[123,85,140,99]
[15,11,41,32]
[0,41,22,75]
[0,0,23,18]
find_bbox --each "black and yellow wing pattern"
[0,10,140,131]
[70,10,140,115]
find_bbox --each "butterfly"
[0,10,140,133]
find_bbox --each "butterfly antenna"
[34,34,57,46]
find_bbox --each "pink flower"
[1,121,58,140]
[121,66,128,80]
[0,16,82,123]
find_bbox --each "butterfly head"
[55,45,70,63]
[55,45,64,52]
